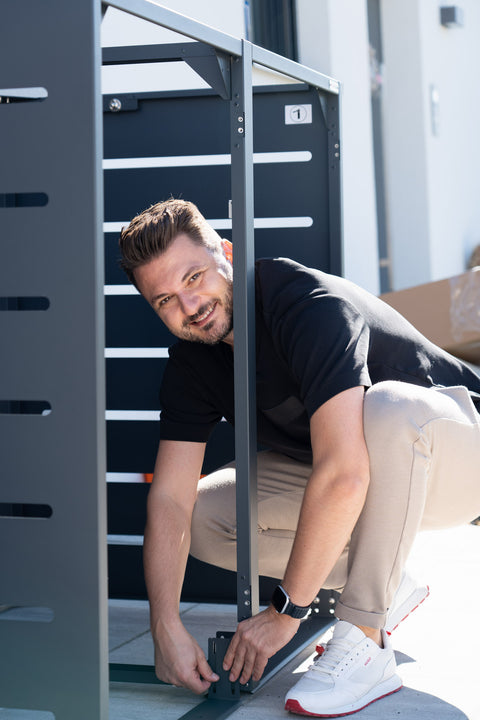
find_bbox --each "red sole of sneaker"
[386,586,430,635]
[284,685,403,717]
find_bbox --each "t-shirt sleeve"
[257,260,372,417]
[159,344,223,442]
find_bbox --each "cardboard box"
[380,268,480,364]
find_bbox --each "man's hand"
[153,623,219,694]
[222,606,300,685]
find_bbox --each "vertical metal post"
[230,41,259,624]
[325,91,343,277]
[0,1,108,717]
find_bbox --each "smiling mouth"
[190,302,216,326]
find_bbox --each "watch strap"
[271,584,311,620]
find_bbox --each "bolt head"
[109,98,122,112]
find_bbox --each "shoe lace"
[307,638,356,678]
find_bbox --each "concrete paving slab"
[110,684,201,720]
[109,524,480,720]
[109,600,151,651]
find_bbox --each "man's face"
[134,233,234,346]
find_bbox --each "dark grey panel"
[105,295,175,347]
[106,418,235,474]
[106,357,165,410]
[0,1,108,717]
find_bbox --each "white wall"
[381,0,480,290]
[102,0,246,93]
[296,0,380,294]
[102,0,480,294]
[423,1,480,280]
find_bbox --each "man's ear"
[221,239,233,265]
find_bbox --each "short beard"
[179,280,233,345]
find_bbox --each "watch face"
[271,585,289,614]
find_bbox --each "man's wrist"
[271,584,312,620]
[150,611,184,639]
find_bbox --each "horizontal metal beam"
[102,41,231,98]
[104,1,339,94]
[180,698,242,720]
[102,41,219,65]
[105,0,242,56]
[110,663,164,684]
[251,44,339,94]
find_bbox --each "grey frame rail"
[1,1,341,718]
[105,0,341,632]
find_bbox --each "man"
[119,198,480,717]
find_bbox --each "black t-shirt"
[159,258,480,463]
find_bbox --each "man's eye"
[159,297,170,307]
[189,272,201,283]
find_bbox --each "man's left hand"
[222,605,300,684]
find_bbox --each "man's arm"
[223,386,370,684]
[143,438,219,693]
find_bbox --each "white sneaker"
[385,571,429,634]
[312,572,429,660]
[285,621,402,717]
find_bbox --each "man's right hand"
[153,623,219,694]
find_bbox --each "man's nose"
[178,291,199,316]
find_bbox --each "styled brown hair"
[119,198,219,285]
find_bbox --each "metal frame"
[104,3,342,717]
[1,2,341,718]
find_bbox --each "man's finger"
[227,644,247,682]
[252,652,269,682]
[222,634,239,671]
[239,649,257,685]
[187,673,214,695]
[197,654,220,684]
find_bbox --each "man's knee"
[190,467,237,568]
[364,381,477,437]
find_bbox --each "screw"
[109,97,122,112]
[244,599,250,606]
[238,116,244,122]
[238,127,244,134]
[244,588,250,595]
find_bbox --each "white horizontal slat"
[104,285,139,295]
[104,347,169,358]
[106,410,159,421]
[102,150,311,170]
[105,408,227,422]
[104,216,313,234]
[107,534,144,546]
[106,472,146,483]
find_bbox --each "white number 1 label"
[285,104,312,125]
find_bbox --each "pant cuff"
[335,599,387,629]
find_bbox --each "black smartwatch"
[271,584,311,620]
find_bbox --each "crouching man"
[118,198,480,717]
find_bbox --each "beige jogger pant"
[190,381,480,629]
